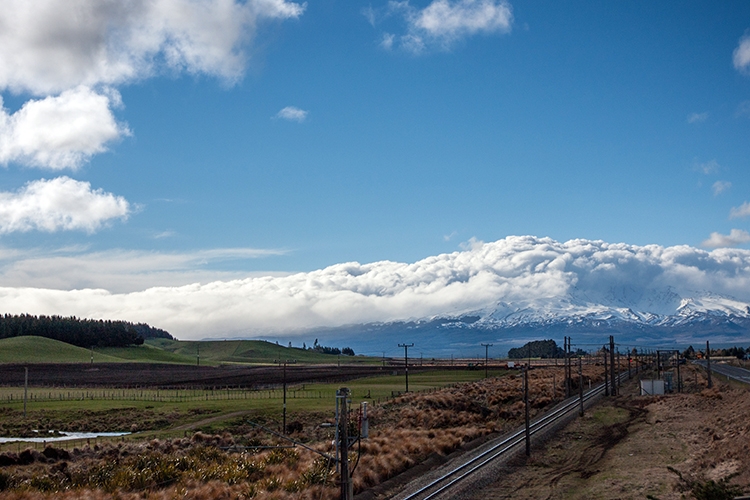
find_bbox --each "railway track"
[396,370,631,500]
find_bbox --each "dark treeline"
[508,339,572,359]
[0,314,173,348]
[298,339,354,356]
[682,345,749,360]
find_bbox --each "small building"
[640,379,664,395]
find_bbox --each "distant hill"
[147,338,371,365]
[0,314,173,348]
[0,336,374,366]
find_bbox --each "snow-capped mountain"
[472,288,750,330]
[5,235,750,350]
[279,281,750,356]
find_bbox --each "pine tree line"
[0,314,173,348]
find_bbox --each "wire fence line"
[0,384,449,405]
[0,387,341,403]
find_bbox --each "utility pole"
[90,346,94,365]
[656,350,662,379]
[706,340,712,389]
[616,350,621,389]
[603,346,609,397]
[398,344,414,393]
[524,366,530,456]
[23,367,28,418]
[676,350,682,393]
[627,350,632,379]
[196,343,200,367]
[382,351,386,368]
[337,388,352,500]
[609,336,617,396]
[564,337,570,398]
[481,343,493,378]
[567,337,573,398]
[578,356,584,417]
[276,359,297,434]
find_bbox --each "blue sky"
[1,1,750,339]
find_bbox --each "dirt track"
[469,364,750,499]
[0,363,400,389]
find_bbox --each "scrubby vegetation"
[0,366,605,498]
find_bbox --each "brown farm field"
[0,363,397,389]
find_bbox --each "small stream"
[0,431,129,443]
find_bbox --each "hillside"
[0,337,124,364]
[0,336,373,365]
[146,338,369,365]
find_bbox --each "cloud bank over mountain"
[2,235,750,340]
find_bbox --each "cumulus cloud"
[702,229,750,248]
[0,87,128,170]
[0,176,130,233]
[687,112,708,124]
[733,33,750,74]
[0,0,305,169]
[3,236,750,339]
[275,106,308,122]
[712,180,731,196]
[730,202,750,219]
[0,246,288,293]
[383,0,512,53]
[0,0,306,95]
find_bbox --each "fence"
[0,387,340,404]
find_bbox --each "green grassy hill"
[96,344,196,364]
[0,336,374,365]
[146,338,372,365]
[0,336,124,364]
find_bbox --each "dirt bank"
[470,364,750,499]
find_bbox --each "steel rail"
[400,370,630,500]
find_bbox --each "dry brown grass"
[0,367,579,499]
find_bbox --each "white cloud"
[0,176,130,233]
[381,33,396,50]
[384,0,512,53]
[733,34,750,74]
[702,229,750,248]
[687,112,708,124]
[0,0,305,169]
[0,0,306,95]
[694,159,720,175]
[712,180,731,196]
[414,0,512,38]
[737,100,750,118]
[3,236,750,339]
[363,5,377,26]
[730,202,750,219]
[0,246,288,293]
[0,87,128,170]
[275,106,308,122]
